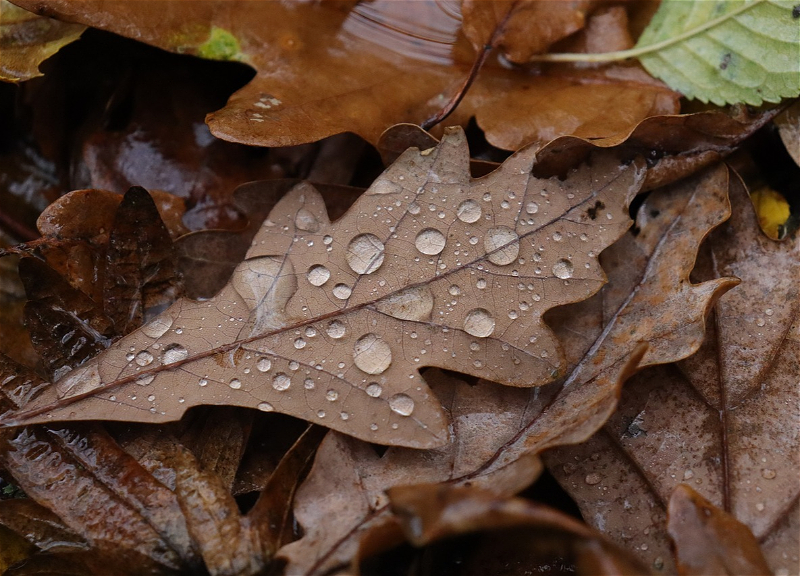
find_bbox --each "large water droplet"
[307,265,331,286]
[326,389,339,401]
[326,320,347,339]
[273,373,291,391]
[374,285,434,321]
[346,233,385,274]
[142,314,173,339]
[294,338,306,349]
[162,344,188,365]
[369,178,401,195]
[415,228,446,255]
[136,374,155,386]
[353,333,392,375]
[584,473,601,485]
[135,350,154,367]
[257,402,274,412]
[333,284,352,299]
[456,199,481,223]
[389,393,415,416]
[525,201,539,214]
[294,208,319,232]
[484,226,520,266]
[464,308,495,338]
[552,259,574,279]
[366,382,383,397]
[256,357,272,372]
[229,378,242,389]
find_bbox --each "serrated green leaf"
[636,0,800,106]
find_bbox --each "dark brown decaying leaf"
[0,498,88,553]
[3,128,645,448]
[276,164,737,576]
[375,483,650,576]
[15,0,679,150]
[545,175,799,574]
[0,0,84,82]
[667,484,772,576]
[533,106,784,192]
[277,369,545,575]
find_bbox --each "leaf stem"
[527,0,764,63]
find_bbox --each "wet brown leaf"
[15,0,679,149]
[276,163,738,575]
[276,369,545,575]
[545,173,799,574]
[533,106,784,192]
[668,484,772,576]
[0,498,87,553]
[3,128,645,448]
[461,0,596,64]
[0,0,84,82]
[373,484,650,576]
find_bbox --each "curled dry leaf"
[668,484,772,576]
[16,0,679,149]
[1,128,645,448]
[545,173,799,574]
[0,0,84,82]
[533,105,784,192]
[377,484,649,576]
[275,164,737,575]
[775,100,800,168]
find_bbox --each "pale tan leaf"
[545,172,799,574]
[275,166,737,576]
[1,128,644,449]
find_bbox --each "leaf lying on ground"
[275,164,737,575]
[531,0,800,106]
[0,0,84,82]
[0,127,645,448]
[545,175,799,574]
[668,484,772,576]
[15,0,679,149]
[634,0,800,106]
[367,484,649,576]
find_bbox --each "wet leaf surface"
[15,0,679,150]
[668,484,772,576]
[545,174,799,574]
[275,164,737,576]
[3,128,646,448]
[0,0,84,82]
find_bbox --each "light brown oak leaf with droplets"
[0,127,644,448]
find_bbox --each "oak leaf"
[13,0,679,149]
[274,164,737,575]
[545,174,799,574]
[0,127,644,449]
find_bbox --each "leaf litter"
[0,2,798,574]
[2,128,647,449]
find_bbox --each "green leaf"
[529,0,800,106]
[635,0,800,106]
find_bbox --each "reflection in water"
[340,0,462,65]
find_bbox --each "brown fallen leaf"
[15,0,679,149]
[374,484,650,576]
[533,105,784,192]
[668,484,772,576]
[176,179,363,300]
[276,369,546,575]
[276,165,736,576]
[2,128,645,448]
[0,498,88,553]
[0,0,84,82]
[775,100,800,168]
[545,174,799,574]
